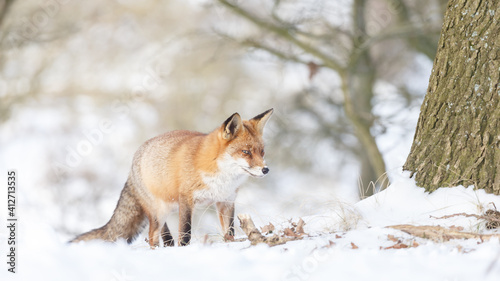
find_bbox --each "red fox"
[71,109,273,248]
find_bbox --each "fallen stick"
[388,224,500,242]
[430,210,500,229]
[430,213,484,220]
[237,214,302,246]
[238,214,265,243]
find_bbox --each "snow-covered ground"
[2,174,500,281]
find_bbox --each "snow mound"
[2,176,500,281]
[307,176,500,233]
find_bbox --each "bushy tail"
[70,180,146,244]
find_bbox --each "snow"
[2,174,500,281]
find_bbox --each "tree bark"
[404,0,500,194]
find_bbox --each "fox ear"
[250,108,274,134]
[221,112,242,140]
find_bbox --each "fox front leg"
[216,202,235,241]
[147,215,160,249]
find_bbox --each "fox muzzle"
[262,167,269,175]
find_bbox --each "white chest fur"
[194,153,249,204]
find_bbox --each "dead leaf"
[307,62,320,80]
[393,243,408,249]
[321,241,336,249]
[351,242,358,249]
[449,225,464,231]
[335,234,342,239]
[260,223,275,235]
[383,243,408,250]
[387,234,398,242]
[412,241,419,247]
[296,218,306,234]
[284,228,299,237]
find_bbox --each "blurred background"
[0,0,445,240]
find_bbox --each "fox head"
[218,108,274,178]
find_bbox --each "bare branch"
[381,0,439,59]
[217,0,344,72]
[243,39,320,66]
[0,0,15,28]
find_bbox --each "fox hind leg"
[178,196,193,246]
[161,223,174,247]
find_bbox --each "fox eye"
[242,150,251,155]
[261,150,265,156]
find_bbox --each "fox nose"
[262,167,269,175]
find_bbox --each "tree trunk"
[404,0,500,194]
[350,0,389,197]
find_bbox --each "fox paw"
[224,234,235,242]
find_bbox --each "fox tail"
[70,180,145,244]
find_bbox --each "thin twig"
[430,212,500,223]
[217,0,344,72]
